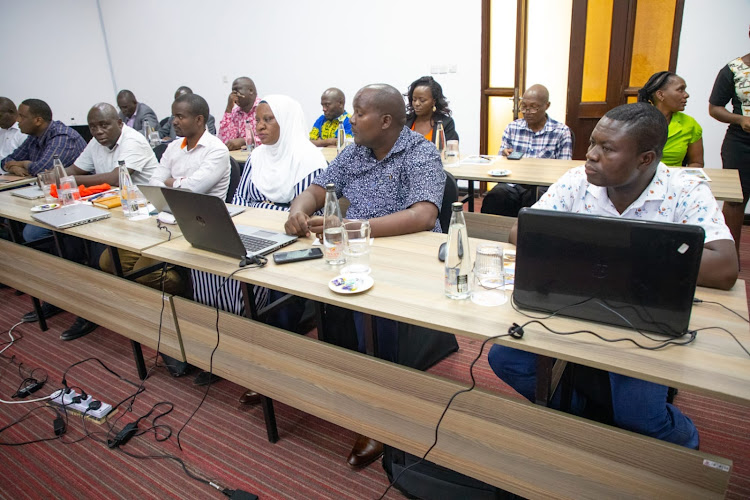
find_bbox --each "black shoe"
[22,302,62,323]
[193,371,221,386]
[60,317,98,341]
[161,354,192,377]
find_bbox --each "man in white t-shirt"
[0,97,27,164]
[65,103,157,185]
[490,102,737,450]
[149,93,230,199]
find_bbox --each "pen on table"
[479,155,494,162]
[87,189,118,202]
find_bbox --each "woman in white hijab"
[191,96,327,395]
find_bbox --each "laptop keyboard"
[239,233,276,253]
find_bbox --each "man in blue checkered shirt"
[482,84,572,216]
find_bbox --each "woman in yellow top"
[637,71,704,168]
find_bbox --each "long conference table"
[1,190,749,498]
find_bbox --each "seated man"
[159,86,216,139]
[116,90,159,134]
[0,97,27,164]
[1,98,86,177]
[218,76,262,151]
[309,87,351,147]
[149,93,230,196]
[481,84,572,217]
[489,102,738,449]
[286,84,454,468]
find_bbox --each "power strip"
[49,389,113,420]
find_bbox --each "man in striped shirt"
[1,99,86,176]
[482,84,573,217]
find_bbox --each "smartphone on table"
[273,247,324,264]
[507,151,524,160]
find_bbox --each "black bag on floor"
[382,445,520,500]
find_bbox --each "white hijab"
[250,95,327,203]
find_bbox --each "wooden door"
[565,0,685,160]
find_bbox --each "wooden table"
[446,157,744,210]
[144,207,750,405]
[230,146,338,165]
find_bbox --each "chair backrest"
[152,143,168,162]
[439,171,459,234]
[226,157,242,203]
[464,212,516,243]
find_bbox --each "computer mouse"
[438,242,447,262]
[157,211,177,225]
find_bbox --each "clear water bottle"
[118,160,134,217]
[322,183,346,265]
[445,202,471,299]
[245,119,256,151]
[435,121,447,161]
[336,121,346,153]
[52,154,67,188]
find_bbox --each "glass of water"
[37,171,56,202]
[342,219,371,275]
[58,175,81,206]
[126,186,150,220]
[471,244,506,306]
[444,139,460,166]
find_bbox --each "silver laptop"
[137,184,245,218]
[160,187,296,259]
[12,185,45,200]
[31,204,111,229]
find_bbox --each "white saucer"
[488,169,511,177]
[30,203,60,212]
[328,274,374,294]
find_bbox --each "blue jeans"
[23,224,52,243]
[487,345,699,449]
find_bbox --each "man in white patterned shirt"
[491,102,737,450]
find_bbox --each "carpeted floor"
[0,226,749,499]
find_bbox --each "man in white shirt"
[0,97,28,164]
[149,93,230,199]
[65,103,158,186]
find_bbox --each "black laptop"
[138,184,245,217]
[160,187,297,260]
[513,209,705,336]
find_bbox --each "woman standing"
[638,71,703,168]
[710,29,750,251]
[405,76,458,143]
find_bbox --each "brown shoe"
[239,390,261,405]
[346,434,384,468]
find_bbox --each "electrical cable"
[693,297,750,323]
[0,321,24,355]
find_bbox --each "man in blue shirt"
[287,83,455,469]
[1,99,86,176]
[309,88,352,147]
[481,84,573,217]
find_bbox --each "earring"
[432,105,436,112]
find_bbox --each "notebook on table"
[31,204,111,229]
[160,187,297,259]
[137,184,245,217]
[513,208,705,337]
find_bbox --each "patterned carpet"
[0,227,749,499]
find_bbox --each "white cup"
[471,244,506,306]
[342,219,371,275]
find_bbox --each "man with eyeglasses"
[482,84,573,217]
[218,76,262,151]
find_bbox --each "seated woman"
[405,76,458,143]
[191,95,327,400]
[638,71,704,168]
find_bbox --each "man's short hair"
[603,102,667,160]
[0,97,17,113]
[117,89,136,101]
[174,93,209,123]
[20,98,53,122]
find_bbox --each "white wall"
[676,0,750,172]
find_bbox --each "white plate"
[488,169,511,177]
[30,203,60,212]
[328,274,374,294]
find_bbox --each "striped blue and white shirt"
[500,116,572,160]
[1,120,86,175]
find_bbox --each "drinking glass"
[471,244,506,306]
[342,220,371,275]
[148,130,161,148]
[444,140,460,166]
[58,175,81,206]
[126,186,150,220]
[37,171,56,202]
